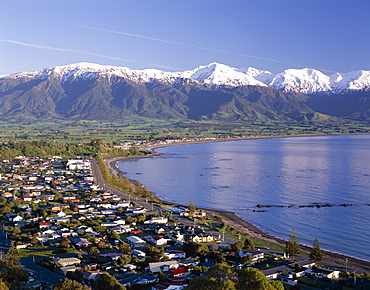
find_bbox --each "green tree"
[231,241,244,252]
[244,236,255,250]
[88,247,100,255]
[52,278,91,290]
[30,237,39,245]
[0,207,11,215]
[5,241,19,267]
[309,237,324,263]
[117,254,132,266]
[60,238,71,248]
[286,229,300,260]
[188,198,195,218]
[95,272,126,290]
[119,242,131,253]
[238,267,284,290]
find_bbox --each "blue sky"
[0,0,369,75]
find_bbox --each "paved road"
[20,256,64,288]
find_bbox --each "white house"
[127,236,146,248]
[144,217,168,224]
[66,159,91,171]
[238,249,264,261]
[148,261,179,273]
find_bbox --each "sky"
[0,0,369,76]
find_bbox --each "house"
[127,236,146,248]
[149,261,179,273]
[309,267,340,280]
[190,234,214,243]
[6,214,23,222]
[164,250,186,259]
[130,249,146,258]
[59,265,80,275]
[38,222,51,229]
[70,238,93,248]
[119,274,158,288]
[115,200,130,208]
[66,159,91,171]
[23,196,32,202]
[98,252,125,261]
[145,217,168,224]
[146,235,170,246]
[168,267,191,278]
[53,257,81,267]
[276,275,298,286]
[152,282,187,290]
[238,249,264,261]
[82,271,102,283]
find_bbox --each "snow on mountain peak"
[330,70,370,93]
[3,62,369,95]
[180,62,267,87]
[262,68,333,94]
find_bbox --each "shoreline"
[105,135,370,273]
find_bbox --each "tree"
[238,267,284,290]
[231,241,244,252]
[5,241,19,267]
[0,207,11,215]
[185,264,236,290]
[95,272,126,290]
[60,238,71,248]
[244,236,255,250]
[285,229,300,260]
[119,242,131,253]
[188,198,195,218]
[309,237,324,263]
[117,254,132,266]
[53,278,91,290]
[88,246,100,255]
[30,237,39,245]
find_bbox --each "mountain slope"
[0,62,369,122]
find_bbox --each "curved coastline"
[105,135,370,273]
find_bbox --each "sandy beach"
[105,136,370,273]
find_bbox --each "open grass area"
[18,245,58,257]
[0,117,368,144]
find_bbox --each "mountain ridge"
[0,62,369,122]
[2,62,369,94]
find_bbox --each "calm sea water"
[117,135,370,261]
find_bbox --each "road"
[20,256,64,288]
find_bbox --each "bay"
[117,135,370,261]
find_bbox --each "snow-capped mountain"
[2,62,369,95]
[1,61,370,122]
[258,68,333,95]
[179,62,267,87]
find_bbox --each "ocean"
[116,134,370,261]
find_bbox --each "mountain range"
[0,62,369,122]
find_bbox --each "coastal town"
[0,154,369,290]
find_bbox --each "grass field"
[0,117,369,144]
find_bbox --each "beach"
[104,137,370,273]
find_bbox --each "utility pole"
[345,258,348,273]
